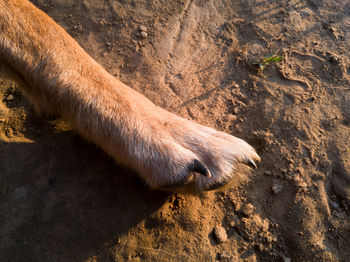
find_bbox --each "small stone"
[140,25,147,32]
[242,203,254,216]
[272,180,283,194]
[5,94,14,101]
[264,170,272,176]
[99,20,106,26]
[106,42,111,46]
[232,107,239,115]
[213,225,228,243]
[140,31,148,38]
[223,113,236,122]
[330,201,339,209]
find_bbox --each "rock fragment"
[140,25,147,32]
[213,225,228,243]
[140,31,148,38]
[264,170,272,176]
[5,94,14,101]
[330,201,339,209]
[139,25,148,38]
[272,179,283,194]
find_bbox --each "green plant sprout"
[253,53,284,74]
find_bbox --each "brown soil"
[1,0,350,261]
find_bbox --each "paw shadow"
[0,96,169,262]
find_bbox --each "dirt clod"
[139,25,147,32]
[242,203,254,216]
[213,225,228,243]
[140,31,148,38]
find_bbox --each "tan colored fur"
[0,0,260,190]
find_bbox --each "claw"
[247,159,257,169]
[188,159,211,178]
[158,160,210,190]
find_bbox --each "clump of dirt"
[1,0,350,261]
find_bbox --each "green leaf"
[266,56,283,63]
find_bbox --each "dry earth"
[1,0,350,261]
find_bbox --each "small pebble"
[140,31,148,38]
[330,201,339,209]
[213,225,228,243]
[264,170,272,176]
[272,180,283,194]
[99,20,106,26]
[223,113,236,122]
[140,25,147,32]
[242,203,254,216]
[5,94,14,101]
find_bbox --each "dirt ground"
[1,0,350,261]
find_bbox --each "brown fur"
[0,0,260,190]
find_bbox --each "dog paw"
[136,113,260,191]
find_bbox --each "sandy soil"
[1,0,350,261]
